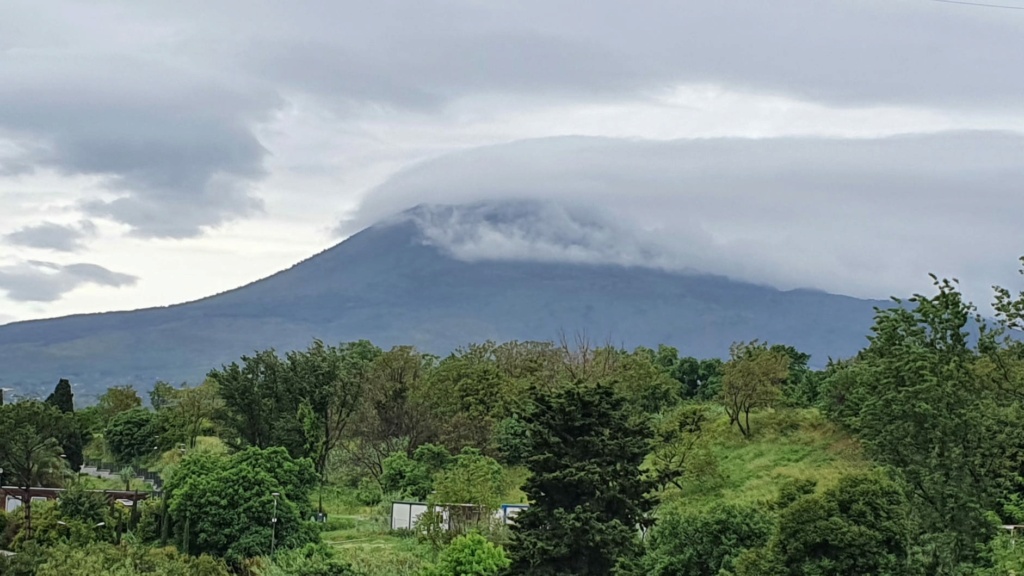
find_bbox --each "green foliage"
[2,541,231,576]
[492,416,530,466]
[97,385,144,421]
[603,347,681,415]
[642,501,774,576]
[346,346,438,483]
[44,379,85,472]
[426,342,523,453]
[254,543,356,576]
[57,483,109,527]
[45,379,75,413]
[741,472,917,576]
[105,408,159,464]
[421,533,510,576]
[166,447,319,562]
[149,381,177,412]
[381,451,436,501]
[649,403,714,491]
[718,341,790,437]
[827,276,1023,568]
[507,382,655,576]
[430,449,508,535]
[355,476,384,506]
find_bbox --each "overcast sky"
[2,0,1024,324]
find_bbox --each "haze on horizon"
[2,0,1024,324]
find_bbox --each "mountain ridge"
[0,206,887,398]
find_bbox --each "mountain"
[0,204,887,399]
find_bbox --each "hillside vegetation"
[3,260,1024,575]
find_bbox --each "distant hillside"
[0,204,886,399]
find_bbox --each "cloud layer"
[5,220,97,252]
[352,131,1024,302]
[0,260,137,302]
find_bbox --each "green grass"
[661,407,868,512]
[308,406,863,572]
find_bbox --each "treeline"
[2,259,1024,575]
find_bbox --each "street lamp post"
[270,492,280,555]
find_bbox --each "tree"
[642,502,773,576]
[740,473,917,576]
[167,447,318,563]
[649,404,714,491]
[425,342,521,453]
[170,380,221,449]
[97,385,143,421]
[604,347,680,415]
[0,400,70,540]
[718,342,790,437]
[347,346,437,483]
[104,408,158,464]
[44,379,83,472]
[833,276,1020,569]
[209,349,286,450]
[431,449,508,533]
[287,340,379,504]
[149,381,178,412]
[507,383,655,575]
[44,379,74,413]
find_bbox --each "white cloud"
[356,131,1024,304]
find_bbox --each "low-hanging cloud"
[5,220,97,252]
[0,260,138,302]
[345,130,1024,303]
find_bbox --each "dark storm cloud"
[4,221,97,252]
[344,130,1024,302]
[0,260,137,302]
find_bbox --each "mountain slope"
[0,210,886,398]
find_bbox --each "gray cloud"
[0,260,137,302]
[233,0,1024,110]
[5,220,97,252]
[2,0,1024,245]
[0,39,277,237]
[346,130,1024,303]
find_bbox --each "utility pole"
[270,492,280,555]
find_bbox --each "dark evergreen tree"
[506,382,655,576]
[45,378,83,472]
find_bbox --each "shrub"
[642,501,774,576]
[421,532,510,576]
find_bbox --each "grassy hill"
[306,407,865,576]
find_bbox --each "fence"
[390,501,529,532]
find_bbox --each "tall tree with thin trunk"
[0,400,70,540]
[718,341,790,437]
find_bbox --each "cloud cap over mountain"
[350,131,1024,303]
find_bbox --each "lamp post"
[270,492,280,555]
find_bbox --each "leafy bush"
[421,532,510,576]
[355,476,384,506]
[642,501,774,576]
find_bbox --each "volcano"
[0,204,885,398]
